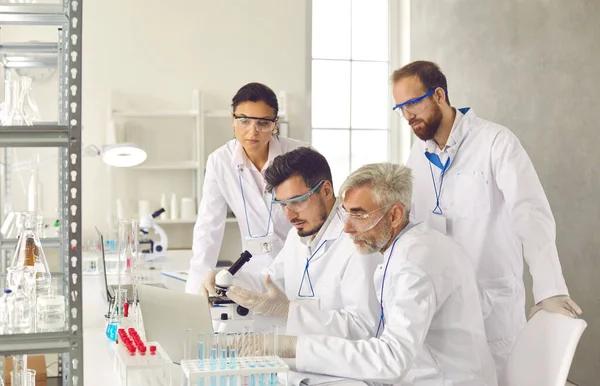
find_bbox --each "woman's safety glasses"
[272,180,325,213]
[392,89,435,118]
[233,114,277,133]
[339,205,391,232]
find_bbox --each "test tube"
[209,347,217,370]
[198,333,213,366]
[269,326,278,385]
[113,288,128,321]
[228,333,238,368]
[207,333,218,386]
[228,333,238,386]
[271,325,279,357]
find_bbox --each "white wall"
[2,1,310,253]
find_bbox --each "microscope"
[210,250,256,332]
[138,208,168,260]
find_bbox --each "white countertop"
[82,250,191,385]
[81,250,366,386]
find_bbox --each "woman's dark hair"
[231,82,279,117]
[265,147,333,192]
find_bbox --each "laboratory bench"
[81,250,366,386]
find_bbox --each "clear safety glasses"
[392,89,435,118]
[233,114,277,133]
[339,205,391,232]
[272,180,325,213]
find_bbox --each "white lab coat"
[406,108,569,374]
[296,222,497,386]
[185,136,308,294]
[239,202,381,339]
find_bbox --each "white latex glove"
[237,333,298,358]
[529,295,583,319]
[201,269,221,298]
[227,275,290,318]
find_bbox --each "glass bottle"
[10,212,51,297]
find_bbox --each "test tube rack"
[180,356,289,386]
[114,328,172,386]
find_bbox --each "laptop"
[137,284,214,363]
[95,226,166,304]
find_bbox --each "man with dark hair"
[203,147,380,340]
[392,60,581,384]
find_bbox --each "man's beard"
[350,218,393,255]
[410,104,443,141]
[296,200,328,237]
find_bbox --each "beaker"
[11,368,36,386]
[10,212,51,297]
[36,292,66,325]
[11,289,33,329]
[6,266,36,302]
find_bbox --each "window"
[311,0,390,191]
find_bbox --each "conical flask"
[10,212,51,296]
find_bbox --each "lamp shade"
[101,143,147,167]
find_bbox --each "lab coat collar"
[383,222,416,261]
[231,136,282,171]
[425,107,472,153]
[299,198,344,253]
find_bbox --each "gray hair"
[339,163,412,223]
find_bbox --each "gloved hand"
[226,275,290,318]
[237,333,298,358]
[201,269,221,298]
[529,295,583,319]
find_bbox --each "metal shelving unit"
[0,0,82,385]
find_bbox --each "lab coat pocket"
[315,280,341,312]
[479,274,521,342]
[453,170,491,217]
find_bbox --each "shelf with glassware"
[0,1,83,384]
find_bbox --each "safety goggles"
[339,205,391,232]
[233,114,277,133]
[272,180,325,213]
[392,89,435,118]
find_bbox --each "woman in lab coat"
[185,83,308,294]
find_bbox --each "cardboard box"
[4,355,47,386]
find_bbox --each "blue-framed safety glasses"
[392,89,435,117]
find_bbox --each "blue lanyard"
[237,165,274,238]
[375,223,414,337]
[297,240,328,298]
[424,151,450,215]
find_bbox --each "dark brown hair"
[391,61,450,106]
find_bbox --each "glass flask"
[10,212,51,297]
